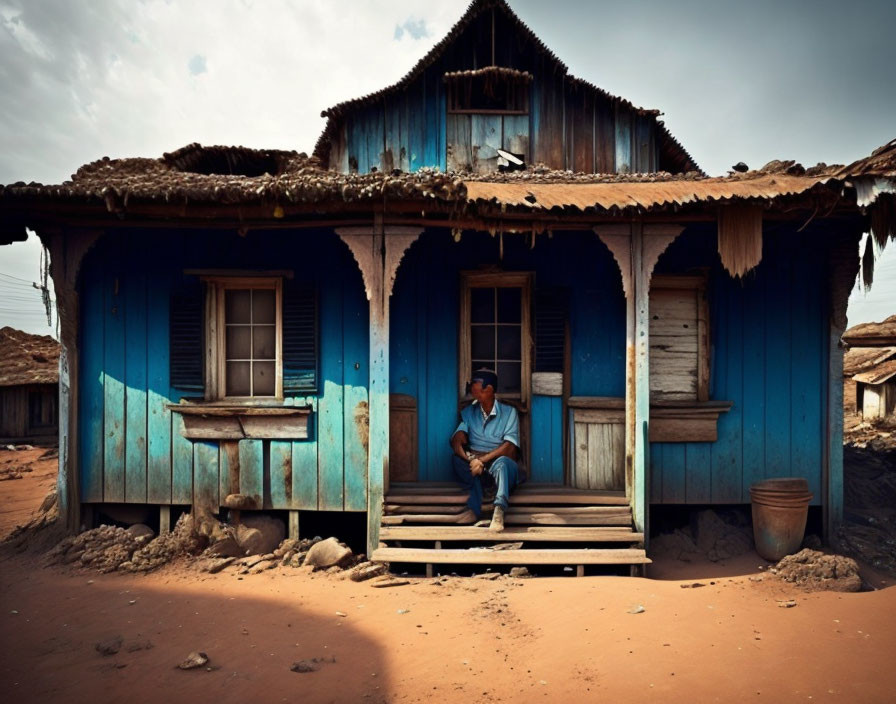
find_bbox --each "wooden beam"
[372,546,651,565]
[380,526,645,542]
[825,228,862,541]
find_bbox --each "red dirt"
[2,448,896,703]
[0,447,57,539]
[1,552,894,703]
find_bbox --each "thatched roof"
[853,359,896,386]
[843,346,896,377]
[843,315,896,347]
[0,327,59,387]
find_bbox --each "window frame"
[202,276,283,402]
[459,271,533,409]
[649,273,710,403]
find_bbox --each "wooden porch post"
[825,228,861,541]
[596,223,682,536]
[42,227,104,533]
[336,223,421,559]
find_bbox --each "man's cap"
[471,368,498,392]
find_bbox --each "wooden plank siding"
[78,228,368,512]
[327,8,663,176]
[77,216,832,514]
[648,225,830,505]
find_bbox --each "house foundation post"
[337,223,421,559]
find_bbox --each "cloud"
[394,17,428,41]
[188,54,207,76]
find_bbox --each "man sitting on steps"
[450,369,522,532]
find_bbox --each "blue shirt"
[454,400,520,453]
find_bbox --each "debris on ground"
[303,537,354,569]
[44,514,201,573]
[291,657,335,673]
[771,549,862,592]
[177,651,209,670]
[95,636,123,656]
[651,508,754,563]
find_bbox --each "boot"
[489,505,505,532]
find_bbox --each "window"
[444,68,531,174]
[459,272,532,405]
[170,273,318,400]
[445,68,531,114]
[222,285,279,397]
[649,274,710,402]
[28,389,57,429]
[205,277,282,400]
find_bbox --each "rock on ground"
[773,549,863,592]
[303,537,354,569]
[234,515,285,556]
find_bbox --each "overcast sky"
[1,0,893,337]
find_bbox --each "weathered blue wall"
[392,223,831,503]
[390,228,625,482]
[649,225,829,506]
[78,228,369,510]
[327,8,661,175]
[78,220,832,508]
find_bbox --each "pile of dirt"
[771,548,862,592]
[44,514,204,573]
[41,511,387,581]
[195,535,391,583]
[650,508,754,562]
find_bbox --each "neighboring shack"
[843,315,896,421]
[0,327,59,443]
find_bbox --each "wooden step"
[383,511,631,526]
[372,546,651,565]
[506,510,631,526]
[386,487,628,506]
[380,525,644,542]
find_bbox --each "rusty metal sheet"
[463,173,829,213]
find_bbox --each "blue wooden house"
[1,0,893,572]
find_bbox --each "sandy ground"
[2,552,895,703]
[0,446,57,539]
[2,446,896,703]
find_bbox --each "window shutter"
[534,288,568,373]
[169,277,205,391]
[649,285,699,401]
[282,280,318,395]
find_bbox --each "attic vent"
[445,67,531,114]
[163,143,290,177]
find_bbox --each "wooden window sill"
[567,397,732,443]
[167,403,311,440]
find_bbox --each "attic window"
[445,67,531,114]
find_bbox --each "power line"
[0,271,37,284]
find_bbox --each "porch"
[372,481,649,575]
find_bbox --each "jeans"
[451,454,520,519]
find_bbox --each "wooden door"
[569,408,625,491]
[389,394,418,482]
